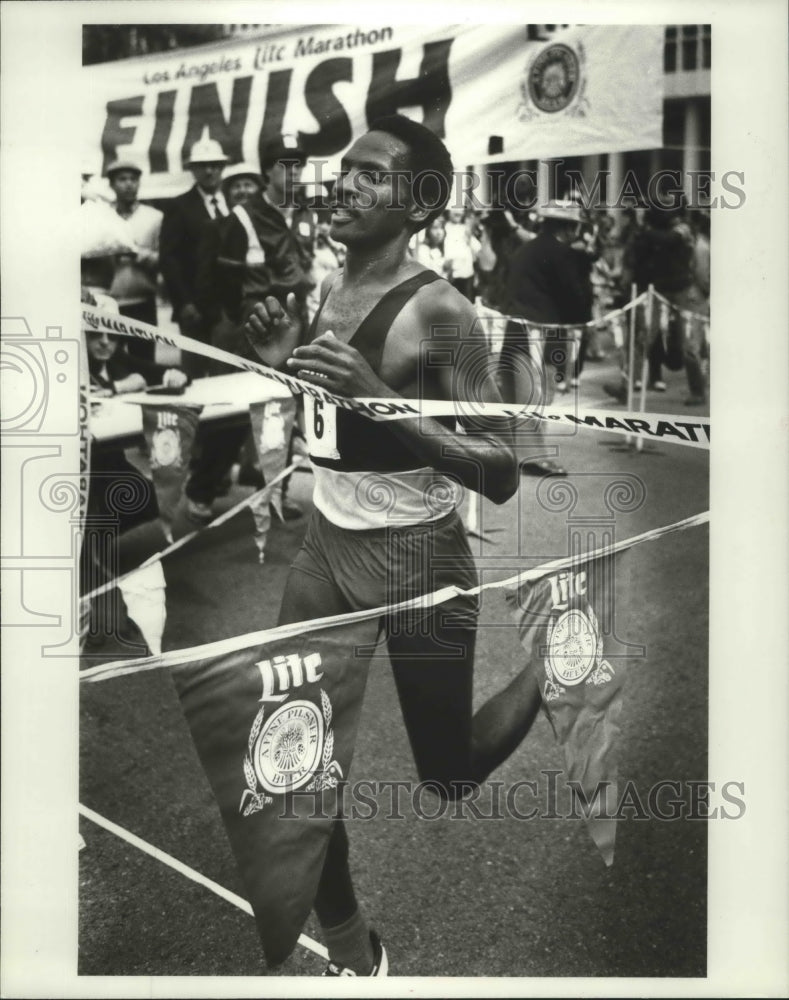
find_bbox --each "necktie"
[210,196,220,218]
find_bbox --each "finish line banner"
[81,305,710,449]
[84,23,664,196]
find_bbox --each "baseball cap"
[105,157,143,178]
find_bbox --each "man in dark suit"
[505,203,590,329]
[498,200,590,476]
[160,137,247,524]
[160,137,229,379]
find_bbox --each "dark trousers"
[184,419,251,505]
[177,313,216,380]
[120,298,158,362]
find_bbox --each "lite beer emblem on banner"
[542,599,615,701]
[520,41,585,119]
[241,649,343,815]
[127,402,201,531]
[170,617,379,966]
[509,552,628,866]
[81,511,708,959]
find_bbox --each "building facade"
[491,24,712,211]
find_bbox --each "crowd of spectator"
[80,148,711,546]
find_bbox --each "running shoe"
[521,459,568,477]
[322,931,388,977]
[649,380,667,391]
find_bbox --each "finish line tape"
[79,510,709,685]
[82,306,710,449]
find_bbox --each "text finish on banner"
[84,24,664,196]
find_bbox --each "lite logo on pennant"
[543,571,615,700]
[509,552,629,866]
[241,651,343,816]
[257,651,323,702]
[242,687,343,816]
[149,409,183,468]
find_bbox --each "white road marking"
[78,803,329,962]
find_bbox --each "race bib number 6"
[304,395,340,459]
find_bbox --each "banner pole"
[626,283,637,446]
[636,286,653,452]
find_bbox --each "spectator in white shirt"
[105,158,163,360]
[414,217,449,276]
[443,207,481,301]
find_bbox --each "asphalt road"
[79,355,710,981]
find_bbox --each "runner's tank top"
[305,270,461,529]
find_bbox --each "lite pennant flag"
[248,396,297,551]
[118,561,167,656]
[508,549,630,866]
[126,402,202,535]
[170,616,380,966]
[251,396,295,475]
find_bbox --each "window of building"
[664,24,711,73]
[665,26,678,73]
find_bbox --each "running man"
[245,115,543,976]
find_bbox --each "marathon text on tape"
[81,305,710,448]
